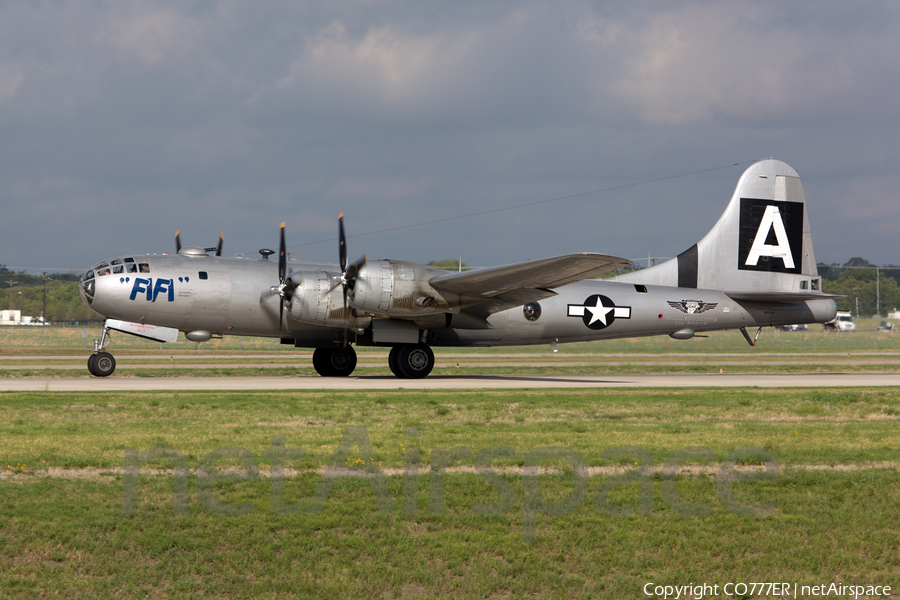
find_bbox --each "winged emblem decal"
[667,300,718,314]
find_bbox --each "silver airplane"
[78,159,838,378]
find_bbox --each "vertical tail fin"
[619,159,823,295]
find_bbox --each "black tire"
[388,346,402,377]
[87,354,98,376]
[312,346,357,377]
[93,352,116,377]
[394,343,434,379]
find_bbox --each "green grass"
[3,388,900,597]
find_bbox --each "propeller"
[328,212,366,347]
[203,233,224,257]
[175,230,224,256]
[269,222,298,328]
[329,212,367,313]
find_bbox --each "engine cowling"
[287,270,370,330]
[349,260,460,317]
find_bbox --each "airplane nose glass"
[79,269,95,305]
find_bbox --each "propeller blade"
[338,212,347,273]
[216,233,224,257]
[175,230,181,253]
[278,222,287,284]
[278,222,286,326]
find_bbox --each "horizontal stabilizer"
[725,291,844,303]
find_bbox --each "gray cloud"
[1,0,898,273]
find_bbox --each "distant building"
[888,310,900,319]
[0,310,21,325]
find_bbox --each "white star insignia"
[585,297,614,326]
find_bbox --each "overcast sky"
[2,1,899,274]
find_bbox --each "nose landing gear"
[88,326,116,377]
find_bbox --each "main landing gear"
[388,343,435,379]
[88,326,116,377]
[312,346,358,377]
[310,343,436,378]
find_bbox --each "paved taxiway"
[3,373,900,391]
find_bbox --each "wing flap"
[462,288,559,318]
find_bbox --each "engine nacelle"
[287,270,371,330]
[350,260,461,317]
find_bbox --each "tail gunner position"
[78,159,838,378]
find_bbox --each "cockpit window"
[124,257,134,263]
[110,258,122,265]
[81,269,94,281]
[92,261,109,270]
[139,263,150,273]
[126,263,137,273]
[113,265,124,274]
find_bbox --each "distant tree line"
[0,265,98,323]
[818,258,900,317]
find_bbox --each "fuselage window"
[800,280,808,290]
[139,264,150,273]
[811,279,820,291]
[199,271,208,280]
[634,285,648,293]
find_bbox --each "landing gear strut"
[312,346,358,377]
[388,343,435,379]
[88,326,116,377]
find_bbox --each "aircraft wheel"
[312,347,357,377]
[394,343,434,379]
[387,346,402,377]
[87,354,98,376]
[93,352,116,377]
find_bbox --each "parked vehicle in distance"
[877,321,897,333]
[778,324,808,331]
[824,311,855,332]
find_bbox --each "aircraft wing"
[430,252,631,315]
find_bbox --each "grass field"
[2,387,900,598]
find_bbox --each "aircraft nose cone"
[79,269,96,306]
